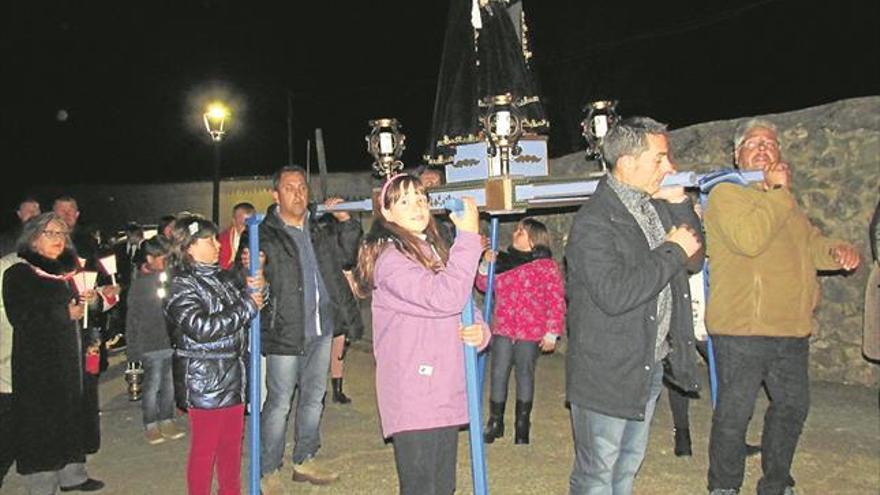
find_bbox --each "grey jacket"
[564,178,704,420]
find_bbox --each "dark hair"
[355,174,449,297]
[16,212,72,255]
[602,116,668,170]
[52,195,78,209]
[272,165,308,191]
[167,214,219,271]
[518,217,550,249]
[158,215,176,237]
[232,202,255,213]
[133,235,170,269]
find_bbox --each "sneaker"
[159,420,185,440]
[292,457,339,485]
[105,334,127,353]
[260,470,287,495]
[144,426,165,445]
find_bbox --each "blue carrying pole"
[246,214,264,495]
[446,199,489,495]
[698,191,719,408]
[697,168,764,408]
[478,217,500,390]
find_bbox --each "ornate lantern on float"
[366,118,406,177]
[480,93,526,214]
[581,100,619,173]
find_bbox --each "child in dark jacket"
[125,235,184,445]
[163,215,265,495]
[476,218,566,445]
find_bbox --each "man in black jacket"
[246,165,362,492]
[565,117,703,495]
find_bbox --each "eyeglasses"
[41,230,68,239]
[740,138,779,151]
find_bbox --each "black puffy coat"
[239,205,362,356]
[164,263,257,410]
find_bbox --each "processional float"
[247,0,763,491]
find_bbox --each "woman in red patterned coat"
[476,218,566,445]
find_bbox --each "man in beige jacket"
[703,119,860,495]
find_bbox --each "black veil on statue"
[425,0,549,165]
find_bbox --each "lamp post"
[203,102,229,224]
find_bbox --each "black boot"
[483,401,505,443]
[331,378,351,404]
[514,400,532,445]
[673,427,692,457]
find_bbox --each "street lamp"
[204,102,229,223]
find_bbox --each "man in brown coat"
[704,119,860,495]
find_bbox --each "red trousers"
[187,404,244,495]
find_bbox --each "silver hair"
[16,212,72,254]
[733,118,778,150]
[602,117,668,170]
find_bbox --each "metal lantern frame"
[479,93,524,176]
[581,99,619,171]
[366,118,406,178]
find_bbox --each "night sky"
[2,0,878,209]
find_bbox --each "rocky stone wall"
[550,96,879,386]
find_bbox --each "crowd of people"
[0,115,873,495]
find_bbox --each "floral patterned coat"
[476,257,566,342]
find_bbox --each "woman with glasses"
[2,212,104,493]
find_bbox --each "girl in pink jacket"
[476,218,566,445]
[356,174,489,495]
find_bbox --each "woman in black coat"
[2,212,104,493]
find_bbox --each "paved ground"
[2,343,878,494]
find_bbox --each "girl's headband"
[379,173,406,208]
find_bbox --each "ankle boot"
[673,427,692,456]
[483,401,505,443]
[331,378,351,404]
[514,400,532,445]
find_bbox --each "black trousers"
[0,393,14,486]
[666,340,709,431]
[392,426,458,495]
[708,335,808,495]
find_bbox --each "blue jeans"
[569,365,664,495]
[141,349,175,428]
[708,335,808,495]
[260,335,331,474]
[489,335,539,403]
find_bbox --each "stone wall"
[549,96,879,386]
[39,96,879,385]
